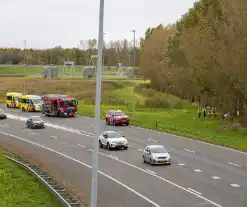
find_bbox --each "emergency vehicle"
[19,95,43,112]
[41,94,78,117]
[6,92,22,108]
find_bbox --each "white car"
[99,131,128,150]
[142,145,171,165]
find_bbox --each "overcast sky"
[0,0,196,49]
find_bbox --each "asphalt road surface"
[0,105,246,207]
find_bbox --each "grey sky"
[0,0,195,49]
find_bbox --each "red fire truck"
[41,94,78,117]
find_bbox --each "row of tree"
[0,39,140,66]
[139,0,247,119]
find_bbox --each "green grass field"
[0,77,246,151]
[0,149,63,207]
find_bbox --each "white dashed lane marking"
[77,144,86,148]
[193,169,202,172]
[178,163,186,166]
[212,176,221,180]
[230,184,240,188]
[184,148,195,154]
[228,162,242,168]
[50,136,58,139]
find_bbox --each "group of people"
[198,106,217,118]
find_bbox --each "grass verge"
[0,149,63,207]
[0,77,246,152]
[78,105,247,152]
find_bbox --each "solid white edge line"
[6,112,247,155]
[0,132,161,207]
[145,169,157,175]
[94,151,222,207]
[187,188,202,195]
[228,162,242,168]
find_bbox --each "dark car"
[0,109,7,119]
[26,116,45,129]
[105,110,129,126]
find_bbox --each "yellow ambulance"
[6,92,22,108]
[19,95,43,112]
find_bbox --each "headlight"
[111,141,117,144]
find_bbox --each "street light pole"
[90,0,104,207]
[131,30,136,124]
[23,40,27,65]
[103,32,106,73]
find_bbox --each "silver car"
[142,145,171,165]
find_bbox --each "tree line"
[0,39,140,67]
[139,0,247,121]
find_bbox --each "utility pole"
[131,30,136,124]
[103,32,106,73]
[23,40,27,94]
[51,48,53,65]
[90,0,104,207]
[23,40,27,65]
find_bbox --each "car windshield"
[112,112,124,116]
[107,132,122,138]
[32,98,42,105]
[64,100,77,107]
[32,116,42,121]
[150,147,167,153]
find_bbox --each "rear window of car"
[112,112,125,116]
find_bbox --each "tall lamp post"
[131,30,136,124]
[90,0,104,207]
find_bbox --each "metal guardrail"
[4,155,83,207]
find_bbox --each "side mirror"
[103,135,107,138]
[122,135,125,137]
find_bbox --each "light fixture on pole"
[90,0,104,207]
[131,30,136,124]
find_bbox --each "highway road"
[0,105,247,207]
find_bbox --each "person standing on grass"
[198,108,202,118]
[203,107,207,118]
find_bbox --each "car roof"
[146,145,165,149]
[102,130,120,134]
[30,116,41,118]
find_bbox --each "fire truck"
[41,94,78,117]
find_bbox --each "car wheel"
[26,124,29,128]
[149,159,154,166]
[124,146,128,150]
[7,104,9,108]
[126,123,129,126]
[107,143,111,150]
[143,156,146,163]
[22,107,25,112]
[99,140,103,148]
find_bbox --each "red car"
[105,110,129,126]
